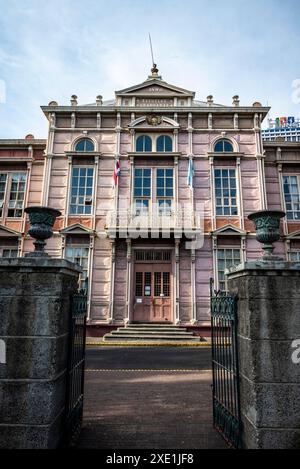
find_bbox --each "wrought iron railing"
[210,279,243,449]
[63,290,87,446]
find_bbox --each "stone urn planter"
[248,210,285,260]
[24,206,61,257]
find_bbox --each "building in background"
[1,68,300,337]
[262,116,300,142]
[0,136,46,257]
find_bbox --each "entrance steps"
[103,324,202,343]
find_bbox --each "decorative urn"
[248,210,285,260]
[25,206,61,257]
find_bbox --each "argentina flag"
[187,157,194,190]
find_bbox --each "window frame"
[0,171,27,220]
[64,243,90,292]
[69,165,95,216]
[290,251,300,262]
[282,174,300,221]
[74,138,95,152]
[217,247,241,291]
[136,135,152,152]
[156,135,173,152]
[214,139,234,153]
[214,167,239,217]
[133,166,174,217]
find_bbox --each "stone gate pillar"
[227,260,300,449]
[0,258,81,449]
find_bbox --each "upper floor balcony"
[105,204,203,240]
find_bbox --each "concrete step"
[103,334,201,342]
[114,329,194,335]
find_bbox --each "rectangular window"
[65,245,89,291]
[7,173,27,218]
[134,168,151,215]
[290,251,300,261]
[2,249,18,258]
[156,168,173,216]
[214,169,238,216]
[283,175,300,220]
[217,248,241,291]
[69,167,94,215]
[0,172,27,218]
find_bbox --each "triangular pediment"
[212,224,247,237]
[60,224,94,236]
[286,229,300,239]
[116,78,195,98]
[0,225,22,238]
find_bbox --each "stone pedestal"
[0,258,81,449]
[228,261,300,449]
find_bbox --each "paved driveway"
[78,347,227,449]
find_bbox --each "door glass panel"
[135,272,143,296]
[144,272,151,296]
[163,272,170,297]
[154,272,162,296]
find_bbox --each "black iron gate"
[210,279,242,449]
[64,290,87,446]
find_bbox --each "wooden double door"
[133,263,172,323]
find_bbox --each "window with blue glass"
[156,136,173,152]
[283,175,300,220]
[136,136,152,152]
[134,168,151,215]
[69,167,94,215]
[214,139,234,153]
[75,139,95,152]
[214,168,238,216]
[157,168,174,216]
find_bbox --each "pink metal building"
[1,69,300,336]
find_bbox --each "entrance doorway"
[133,250,173,323]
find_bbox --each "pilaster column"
[277,163,288,236]
[97,112,101,129]
[22,161,32,234]
[64,155,72,228]
[125,238,132,325]
[87,235,95,321]
[236,157,244,229]
[175,239,180,324]
[174,128,179,152]
[209,156,216,231]
[108,240,116,323]
[92,156,99,231]
[212,235,218,289]
[190,247,197,324]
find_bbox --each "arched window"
[75,139,95,152]
[136,135,152,152]
[214,139,234,153]
[157,135,173,152]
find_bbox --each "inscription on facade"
[136,98,174,107]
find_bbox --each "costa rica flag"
[113,159,120,187]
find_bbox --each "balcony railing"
[105,206,203,239]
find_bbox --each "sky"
[0,0,299,138]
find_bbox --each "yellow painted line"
[86,369,212,373]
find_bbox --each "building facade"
[1,69,300,336]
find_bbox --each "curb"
[86,341,212,347]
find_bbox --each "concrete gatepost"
[0,258,81,449]
[227,260,300,449]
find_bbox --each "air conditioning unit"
[85,197,92,205]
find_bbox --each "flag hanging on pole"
[187,157,194,190]
[113,159,120,187]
